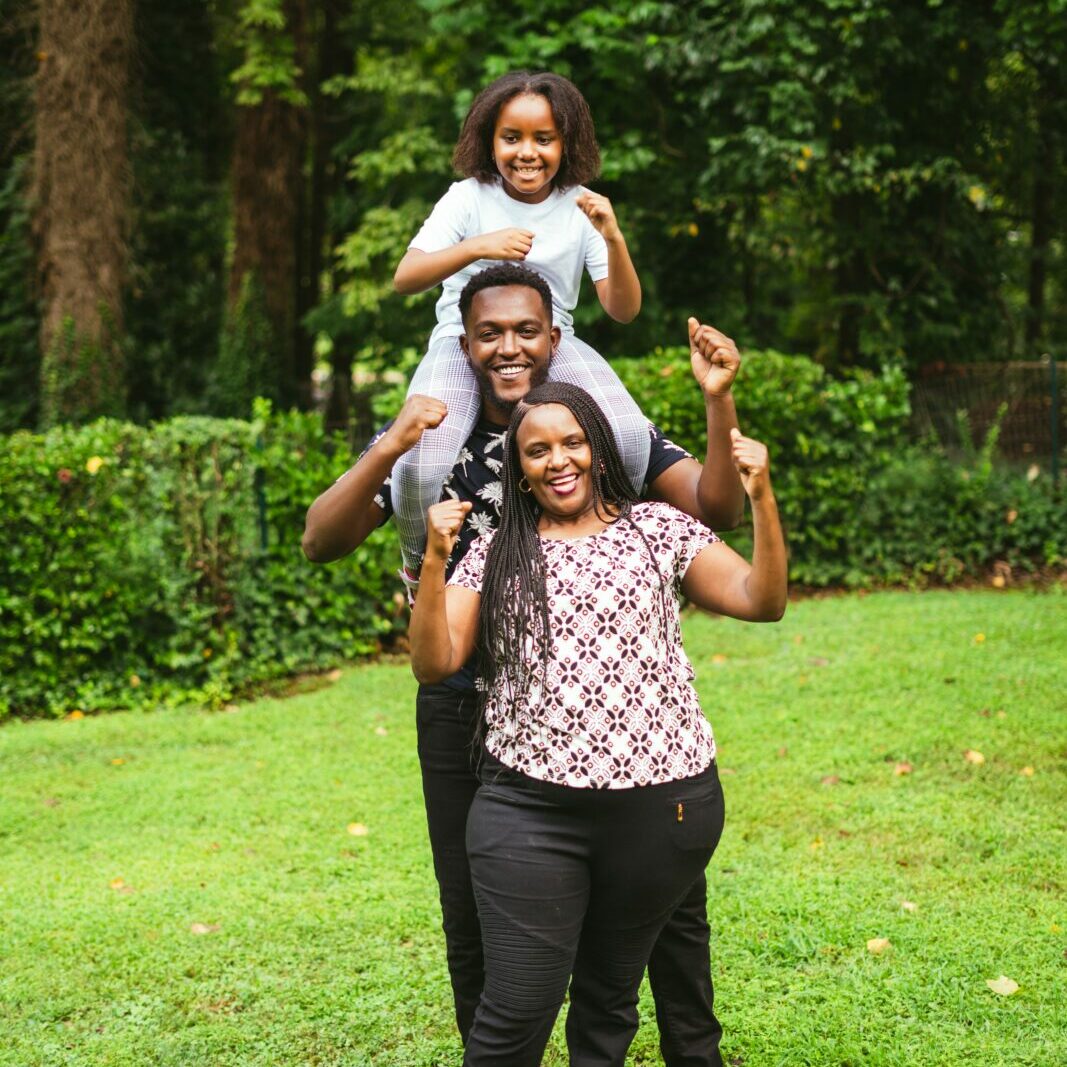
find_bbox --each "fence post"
[1050,355,1060,485]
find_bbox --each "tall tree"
[215,0,309,416]
[33,0,133,426]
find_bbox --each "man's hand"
[383,395,448,454]
[730,428,772,501]
[425,500,473,563]
[475,228,535,261]
[576,190,622,242]
[688,318,740,398]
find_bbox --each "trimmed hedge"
[3,349,1064,718]
[612,348,1067,586]
[0,402,402,718]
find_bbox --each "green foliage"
[124,0,229,423]
[0,158,39,432]
[0,406,402,719]
[230,0,309,106]
[612,348,1066,585]
[211,273,279,418]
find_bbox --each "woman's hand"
[576,190,622,242]
[730,428,772,501]
[425,500,473,563]
[475,228,534,261]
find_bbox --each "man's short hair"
[458,264,554,327]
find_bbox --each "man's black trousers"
[415,683,725,1067]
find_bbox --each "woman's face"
[493,93,562,204]
[516,404,594,519]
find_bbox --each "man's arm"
[301,395,447,563]
[648,318,746,530]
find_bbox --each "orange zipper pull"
[677,802,684,822]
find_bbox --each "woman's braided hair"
[477,383,673,728]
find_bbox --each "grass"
[1,590,1065,1066]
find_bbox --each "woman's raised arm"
[681,431,787,622]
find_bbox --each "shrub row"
[612,348,1067,586]
[0,401,402,718]
[3,350,1063,718]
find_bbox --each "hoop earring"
[518,476,532,493]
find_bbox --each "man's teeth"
[495,365,525,378]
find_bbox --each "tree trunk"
[34,0,133,426]
[226,0,308,411]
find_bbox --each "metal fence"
[910,359,1064,478]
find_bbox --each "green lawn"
[2,591,1064,1066]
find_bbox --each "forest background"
[2,0,1065,431]
[1,0,1066,718]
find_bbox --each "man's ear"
[459,332,470,357]
[550,325,562,350]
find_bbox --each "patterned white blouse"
[448,501,720,789]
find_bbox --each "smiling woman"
[409,381,787,1066]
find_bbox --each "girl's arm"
[578,191,642,323]
[680,430,788,622]
[409,500,482,682]
[394,229,535,294]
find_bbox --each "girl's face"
[516,404,594,519]
[493,93,563,204]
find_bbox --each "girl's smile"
[494,94,563,204]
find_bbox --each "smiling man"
[302,263,744,1067]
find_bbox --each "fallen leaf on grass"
[110,757,125,766]
[190,922,220,935]
[808,656,829,667]
[346,822,369,837]
[821,775,840,786]
[866,937,891,954]
[109,878,127,891]
[901,900,918,912]
[964,749,986,765]
[985,975,1019,996]
[711,653,728,665]
[42,796,60,808]
[973,633,986,644]
[327,669,343,682]
[893,761,913,776]
[720,767,737,776]
[777,746,789,758]
[1020,766,1035,777]
[810,837,823,851]
[67,710,84,721]
[197,995,241,1015]
[374,726,389,737]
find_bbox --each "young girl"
[392,70,649,581]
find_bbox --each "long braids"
[477,383,674,735]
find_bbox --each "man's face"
[460,285,560,422]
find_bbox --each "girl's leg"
[463,785,589,1067]
[393,336,480,576]
[550,335,651,493]
[565,765,726,1067]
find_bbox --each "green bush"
[0,403,401,719]
[612,348,1066,585]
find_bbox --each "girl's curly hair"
[452,71,601,191]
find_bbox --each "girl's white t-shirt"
[410,177,609,347]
